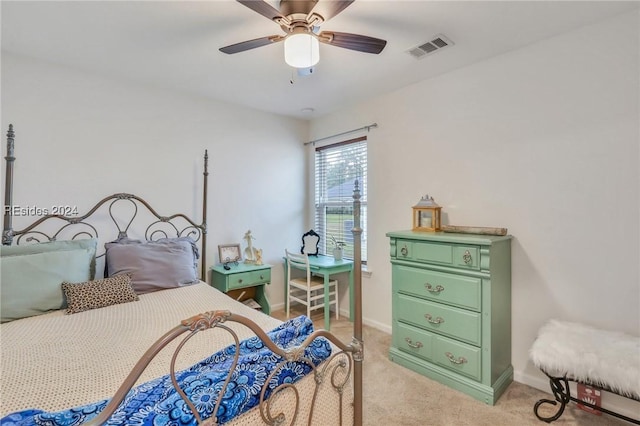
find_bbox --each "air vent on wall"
[407,34,454,59]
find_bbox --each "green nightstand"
[210,263,272,314]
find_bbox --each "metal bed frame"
[2,124,364,425]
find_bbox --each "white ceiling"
[2,1,638,120]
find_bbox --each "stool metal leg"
[533,373,640,425]
[534,375,570,423]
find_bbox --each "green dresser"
[386,230,512,404]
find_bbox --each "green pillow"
[0,248,93,323]
[1,238,98,279]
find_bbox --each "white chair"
[285,249,339,322]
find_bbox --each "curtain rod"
[304,123,378,146]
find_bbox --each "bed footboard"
[84,310,359,426]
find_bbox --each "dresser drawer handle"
[404,337,423,349]
[425,283,444,293]
[462,250,472,265]
[400,245,408,256]
[445,352,467,365]
[424,314,444,324]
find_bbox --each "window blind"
[314,136,367,262]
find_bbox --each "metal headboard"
[2,124,209,281]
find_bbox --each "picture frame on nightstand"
[218,244,241,264]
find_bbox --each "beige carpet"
[272,308,630,426]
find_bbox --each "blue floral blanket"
[1,315,330,425]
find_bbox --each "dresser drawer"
[396,294,481,346]
[394,322,481,381]
[413,241,480,270]
[395,240,414,260]
[395,239,480,270]
[394,322,435,362]
[228,269,271,290]
[435,335,482,381]
[394,265,481,311]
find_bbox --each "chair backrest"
[285,249,311,282]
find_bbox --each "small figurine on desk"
[255,248,263,266]
[243,230,262,264]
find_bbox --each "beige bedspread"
[0,282,352,425]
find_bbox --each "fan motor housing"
[280,0,318,18]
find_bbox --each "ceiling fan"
[219,0,387,68]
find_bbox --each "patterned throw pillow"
[62,274,139,314]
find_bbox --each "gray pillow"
[1,248,93,323]
[0,238,98,280]
[107,237,199,270]
[105,238,199,294]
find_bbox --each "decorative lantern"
[412,195,442,232]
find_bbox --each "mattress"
[0,282,352,425]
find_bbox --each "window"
[314,136,367,262]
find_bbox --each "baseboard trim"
[362,317,392,334]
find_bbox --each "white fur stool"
[529,319,640,424]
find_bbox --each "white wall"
[1,52,308,307]
[309,9,639,406]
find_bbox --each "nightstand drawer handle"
[238,279,243,284]
[260,275,264,280]
[400,246,408,256]
[445,352,467,365]
[425,283,444,293]
[404,337,423,349]
[462,250,472,264]
[424,314,444,324]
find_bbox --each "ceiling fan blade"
[310,0,354,23]
[236,0,286,22]
[219,35,284,54]
[319,31,387,54]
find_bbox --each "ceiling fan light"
[284,34,319,68]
